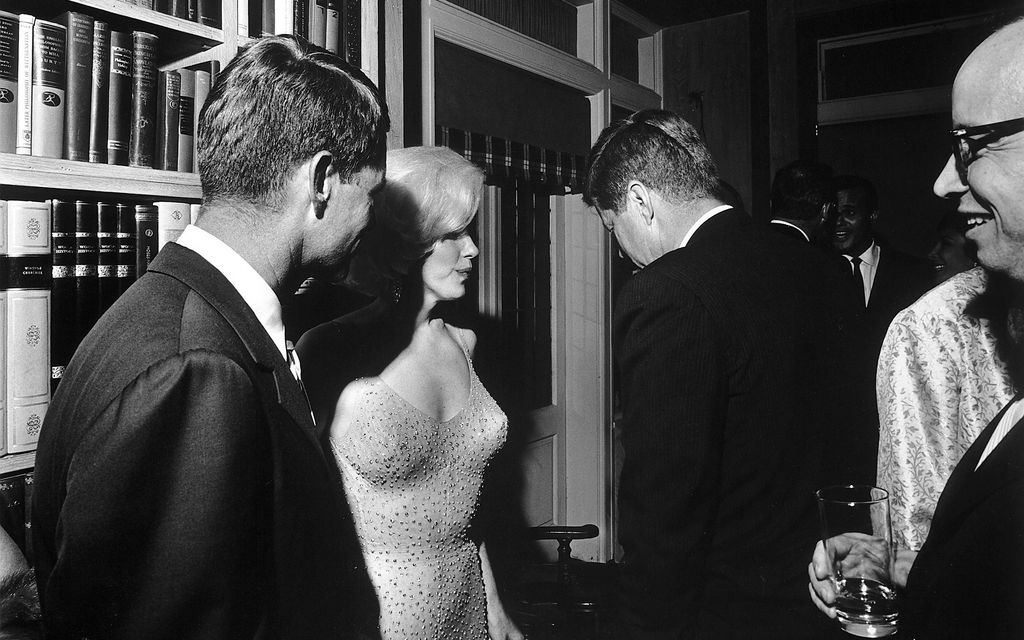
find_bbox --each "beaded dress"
[329,335,507,640]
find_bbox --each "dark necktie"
[286,341,316,426]
[850,256,866,307]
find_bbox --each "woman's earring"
[389,279,402,304]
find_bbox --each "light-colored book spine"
[311,0,326,47]
[192,68,210,170]
[325,2,339,54]
[273,0,293,34]
[14,14,33,155]
[0,12,19,154]
[155,201,189,248]
[3,200,51,455]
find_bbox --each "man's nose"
[934,154,968,200]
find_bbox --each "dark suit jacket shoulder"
[33,243,376,640]
[904,398,1024,639]
[614,209,850,639]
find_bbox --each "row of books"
[0,472,32,566]
[116,0,221,29]
[0,11,215,172]
[2,199,196,456]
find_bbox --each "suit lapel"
[928,396,1024,541]
[145,244,323,448]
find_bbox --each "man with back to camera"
[585,109,852,639]
[32,36,389,639]
[810,18,1024,638]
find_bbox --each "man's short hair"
[771,160,833,221]
[583,109,719,211]
[832,174,878,213]
[198,35,389,207]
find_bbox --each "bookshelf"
[0,153,203,199]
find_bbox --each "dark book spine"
[0,476,25,557]
[0,11,18,154]
[293,0,308,40]
[30,20,67,159]
[116,203,136,295]
[342,0,360,67]
[188,0,198,23]
[176,69,194,172]
[57,12,94,161]
[199,0,221,28]
[155,70,180,171]
[97,202,119,312]
[128,31,158,168]
[88,21,109,163]
[134,204,158,277]
[106,31,132,166]
[50,200,77,395]
[73,201,99,344]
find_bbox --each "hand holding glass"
[816,485,899,638]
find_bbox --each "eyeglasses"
[950,116,1024,181]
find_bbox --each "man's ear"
[308,151,335,219]
[627,181,655,226]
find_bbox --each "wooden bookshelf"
[0,153,203,200]
[0,452,35,476]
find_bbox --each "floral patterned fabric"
[876,267,1015,550]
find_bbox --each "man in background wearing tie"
[811,18,1024,637]
[32,36,389,639]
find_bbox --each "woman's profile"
[297,146,523,640]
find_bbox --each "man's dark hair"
[198,35,389,207]
[832,174,878,213]
[771,160,833,221]
[583,109,719,211]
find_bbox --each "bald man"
[809,19,1024,638]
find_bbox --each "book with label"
[128,31,158,169]
[192,67,210,166]
[30,19,66,159]
[0,11,18,154]
[116,203,135,296]
[88,21,109,164]
[14,15,32,155]
[176,69,194,172]
[57,11,93,162]
[134,204,158,277]
[106,30,131,166]
[311,0,327,47]
[326,2,340,54]
[155,70,180,171]
[50,200,75,395]
[97,202,119,312]
[73,201,98,344]
[154,202,188,249]
[2,200,51,455]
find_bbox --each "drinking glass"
[816,485,899,638]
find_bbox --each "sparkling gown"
[329,336,507,640]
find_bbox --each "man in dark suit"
[810,18,1024,637]
[769,159,834,244]
[585,109,850,639]
[32,36,389,639]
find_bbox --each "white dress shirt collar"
[680,205,734,249]
[176,225,288,361]
[769,219,810,242]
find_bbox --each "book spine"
[97,202,119,313]
[4,200,51,455]
[22,472,32,565]
[115,203,135,295]
[128,31,158,168]
[0,12,18,154]
[88,21,109,163]
[342,0,360,68]
[189,203,200,225]
[261,0,275,35]
[73,201,98,344]
[176,69,194,172]
[325,2,339,54]
[237,0,248,36]
[293,0,308,39]
[273,0,292,34]
[57,12,94,162]
[154,202,188,248]
[136,0,155,9]
[14,15,33,155]
[170,0,189,20]
[49,200,76,395]
[106,30,131,166]
[311,0,327,47]
[192,68,210,168]
[134,204,158,277]
[155,70,179,171]
[30,19,67,159]
[188,0,198,23]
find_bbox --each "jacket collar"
[146,243,322,443]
